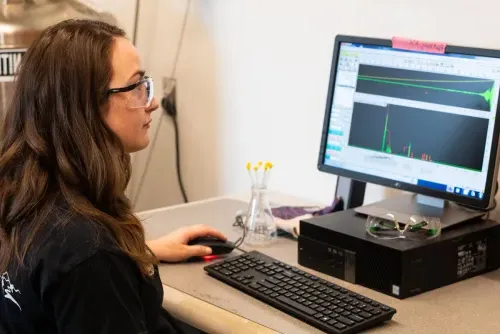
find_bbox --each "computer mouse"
[188,236,236,256]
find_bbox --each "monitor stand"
[354,193,485,229]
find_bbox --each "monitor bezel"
[317,34,500,209]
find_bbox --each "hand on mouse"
[146,224,227,263]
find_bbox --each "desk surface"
[139,194,500,334]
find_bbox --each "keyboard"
[204,251,396,333]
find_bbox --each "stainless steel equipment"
[0,0,117,121]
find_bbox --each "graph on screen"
[347,102,489,171]
[356,65,495,112]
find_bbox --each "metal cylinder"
[0,0,117,121]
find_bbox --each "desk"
[139,194,500,334]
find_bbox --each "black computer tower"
[298,210,500,299]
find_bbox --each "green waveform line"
[382,110,389,152]
[357,75,492,83]
[358,76,494,110]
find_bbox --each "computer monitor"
[317,35,500,226]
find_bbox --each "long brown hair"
[0,19,156,275]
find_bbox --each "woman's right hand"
[146,224,227,262]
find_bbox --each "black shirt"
[0,209,181,334]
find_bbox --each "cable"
[171,113,188,203]
[132,0,141,45]
[132,0,192,207]
[232,215,247,253]
[457,180,498,212]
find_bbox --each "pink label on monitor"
[392,36,446,54]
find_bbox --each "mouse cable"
[131,0,192,207]
[232,217,247,253]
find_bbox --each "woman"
[0,19,226,333]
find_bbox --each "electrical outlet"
[162,77,177,117]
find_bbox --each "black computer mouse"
[188,236,236,256]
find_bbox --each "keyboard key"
[266,277,280,285]
[348,314,364,323]
[334,323,347,330]
[360,311,373,319]
[276,296,317,315]
[327,319,338,326]
[338,316,355,326]
[260,280,275,289]
[320,316,331,322]
[382,306,391,311]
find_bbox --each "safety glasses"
[107,76,154,108]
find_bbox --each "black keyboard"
[204,251,396,333]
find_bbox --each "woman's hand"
[146,224,227,263]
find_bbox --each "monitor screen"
[319,36,500,208]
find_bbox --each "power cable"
[132,0,191,207]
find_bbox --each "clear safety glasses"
[107,76,154,108]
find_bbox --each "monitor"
[317,35,500,213]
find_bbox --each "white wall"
[126,0,500,211]
[89,0,137,38]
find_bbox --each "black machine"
[204,251,396,333]
[298,210,500,299]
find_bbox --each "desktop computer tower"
[298,209,500,299]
